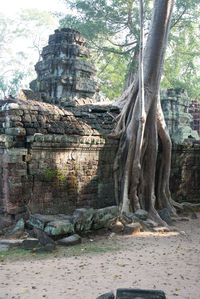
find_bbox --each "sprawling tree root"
[111,0,175,226]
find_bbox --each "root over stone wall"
[0,98,199,228]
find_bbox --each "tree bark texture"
[112,0,175,224]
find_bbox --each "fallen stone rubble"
[0,207,171,253]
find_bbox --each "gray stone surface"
[93,206,119,230]
[134,209,148,221]
[20,238,39,250]
[44,219,74,236]
[73,208,95,232]
[33,228,55,247]
[30,28,98,103]
[57,234,81,246]
[27,214,72,230]
[5,218,25,239]
[0,244,9,252]
[96,291,115,299]
[161,88,199,143]
[116,288,166,299]
[0,239,23,248]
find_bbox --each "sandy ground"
[0,214,200,299]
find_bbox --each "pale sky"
[0,0,68,16]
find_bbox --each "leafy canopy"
[60,0,200,99]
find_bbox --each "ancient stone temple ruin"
[0,29,200,229]
[161,88,200,143]
[30,28,98,105]
[189,98,200,136]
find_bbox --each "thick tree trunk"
[112,0,175,224]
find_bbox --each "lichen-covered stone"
[44,219,74,236]
[161,88,199,143]
[57,234,81,246]
[134,209,148,221]
[73,208,95,232]
[5,218,25,239]
[20,238,39,250]
[27,214,68,230]
[92,206,119,230]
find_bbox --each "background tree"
[60,0,200,100]
[60,0,152,99]
[162,0,200,98]
[0,10,57,98]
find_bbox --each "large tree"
[60,0,200,99]
[112,0,176,224]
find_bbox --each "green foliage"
[44,168,67,182]
[162,2,200,99]
[96,51,128,99]
[0,10,57,98]
[60,0,152,99]
[60,0,200,100]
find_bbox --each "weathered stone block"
[44,219,74,236]
[0,239,24,248]
[73,208,95,232]
[20,238,39,250]
[93,206,119,230]
[5,218,25,239]
[134,209,148,221]
[57,234,81,246]
[96,291,115,299]
[116,288,166,299]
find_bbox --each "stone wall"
[170,142,200,204]
[0,99,118,225]
[0,94,200,228]
[161,88,199,142]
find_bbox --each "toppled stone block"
[0,244,9,252]
[5,218,25,239]
[57,234,81,246]
[73,208,95,232]
[44,219,74,236]
[92,206,119,230]
[134,209,148,221]
[116,288,166,299]
[0,239,24,249]
[123,223,142,235]
[33,228,56,252]
[96,291,115,299]
[20,238,39,250]
[27,214,60,230]
[27,214,72,230]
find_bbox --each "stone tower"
[30,28,98,106]
[161,88,200,143]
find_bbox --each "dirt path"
[0,214,200,299]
